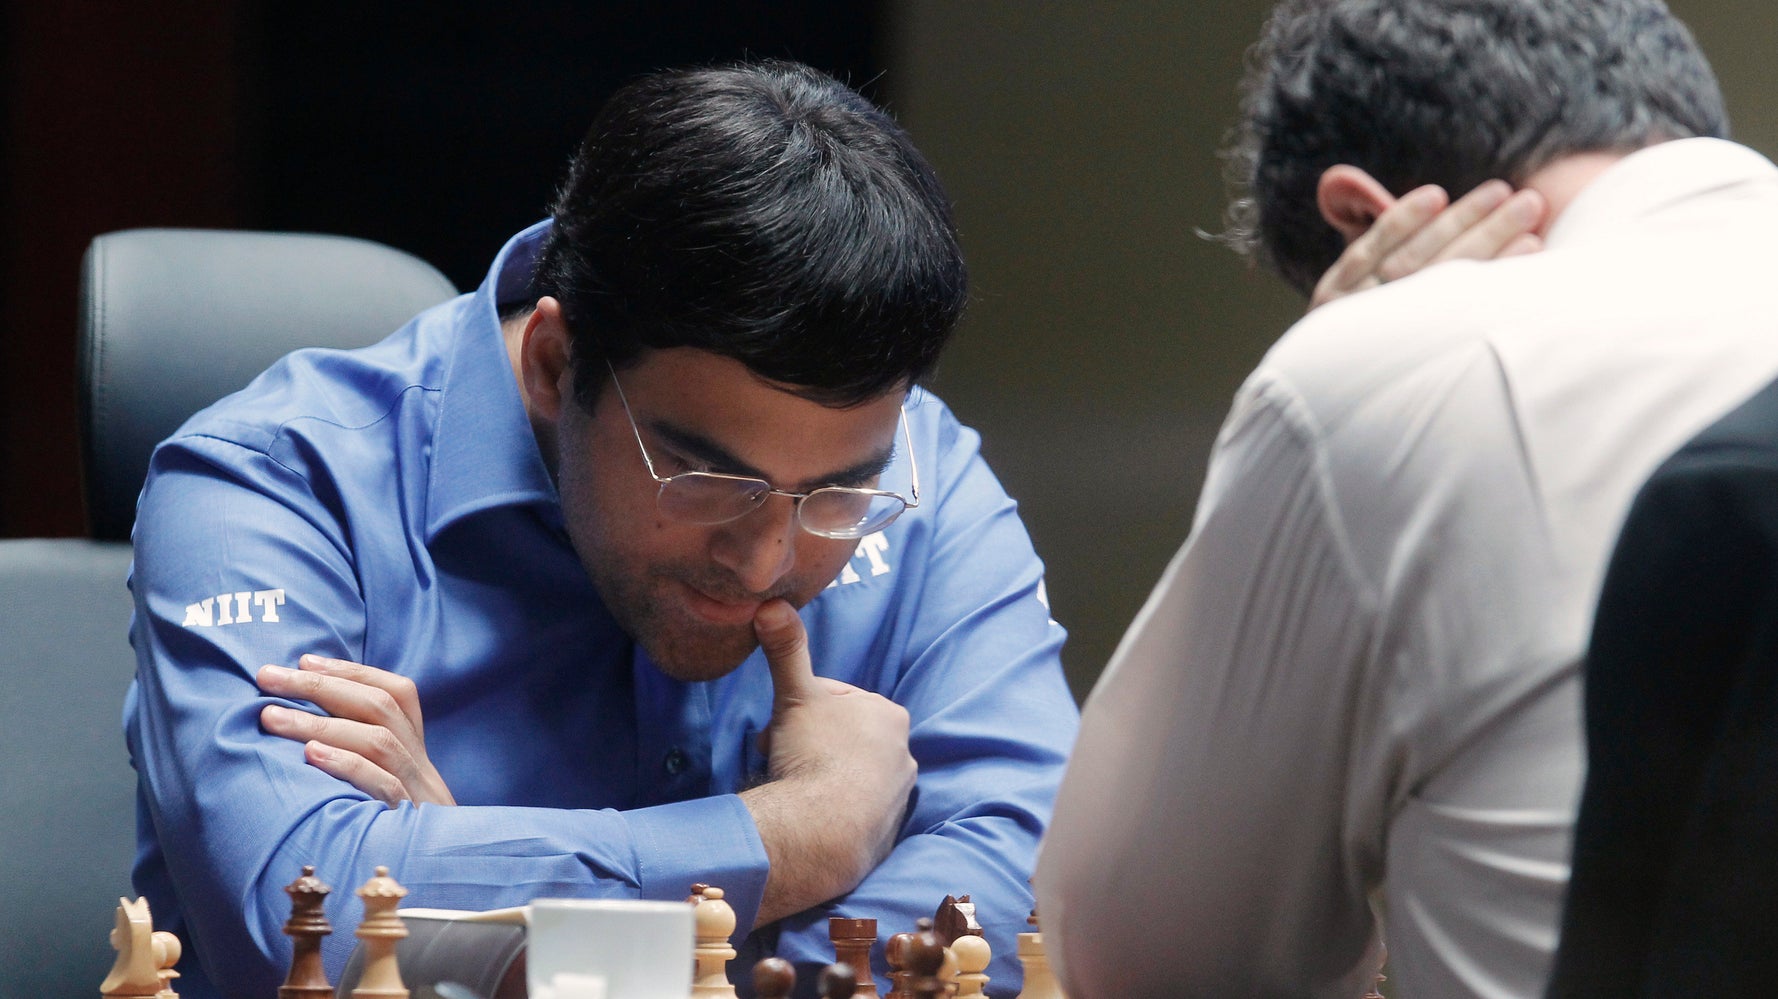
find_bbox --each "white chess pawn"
[153,929,182,999]
[952,934,990,998]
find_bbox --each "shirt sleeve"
[767,410,1080,997]
[1035,375,1385,998]
[126,434,770,999]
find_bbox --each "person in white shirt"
[1035,1,1778,995]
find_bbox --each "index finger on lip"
[755,599,817,702]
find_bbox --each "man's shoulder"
[903,384,961,436]
[1244,260,1517,440]
[169,303,462,459]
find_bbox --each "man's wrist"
[741,777,873,926]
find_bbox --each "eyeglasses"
[605,364,920,540]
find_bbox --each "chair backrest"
[0,538,138,997]
[78,228,458,541]
[5,229,454,993]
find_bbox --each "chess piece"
[101,897,161,999]
[819,962,860,998]
[828,917,881,999]
[1015,909,1065,999]
[904,920,946,999]
[281,866,335,999]
[351,866,409,999]
[153,930,182,999]
[689,883,739,998]
[752,956,797,999]
[885,931,915,999]
[931,896,981,945]
[951,934,990,998]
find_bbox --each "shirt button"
[664,748,687,776]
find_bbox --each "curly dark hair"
[1221,0,1727,295]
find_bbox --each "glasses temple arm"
[899,407,920,508]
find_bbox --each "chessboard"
[98,868,1067,999]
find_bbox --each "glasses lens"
[799,489,906,539]
[657,473,771,525]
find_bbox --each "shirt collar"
[1545,137,1778,248]
[425,220,560,541]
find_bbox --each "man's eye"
[661,449,717,475]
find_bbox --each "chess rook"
[1015,908,1065,999]
[828,917,881,999]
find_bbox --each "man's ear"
[520,296,574,423]
[1317,165,1397,244]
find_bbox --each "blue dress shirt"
[124,223,1079,998]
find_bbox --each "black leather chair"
[0,229,454,999]
[0,537,137,997]
[80,228,459,541]
[1549,374,1778,997]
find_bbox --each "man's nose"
[709,495,800,594]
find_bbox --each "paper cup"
[527,898,693,999]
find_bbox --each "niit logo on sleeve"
[182,589,286,628]
[828,532,893,588]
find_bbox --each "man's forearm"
[741,776,893,925]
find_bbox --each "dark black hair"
[529,59,967,408]
[1223,0,1728,295]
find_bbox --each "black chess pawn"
[753,956,796,999]
[885,931,915,999]
[904,919,946,999]
[819,961,860,999]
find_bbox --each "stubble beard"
[589,554,816,683]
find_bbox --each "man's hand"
[1311,179,1548,310]
[740,599,917,926]
[257,654,457,808]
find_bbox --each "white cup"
[527,898,694,999]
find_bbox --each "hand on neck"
[1518,150,1636,236]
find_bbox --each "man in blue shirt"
[125,61,1078,998]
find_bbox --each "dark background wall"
[5,2,1774,700]
[887,0,1778,696]
[1,0,882,532]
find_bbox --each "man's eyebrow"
[649,420,896,491]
